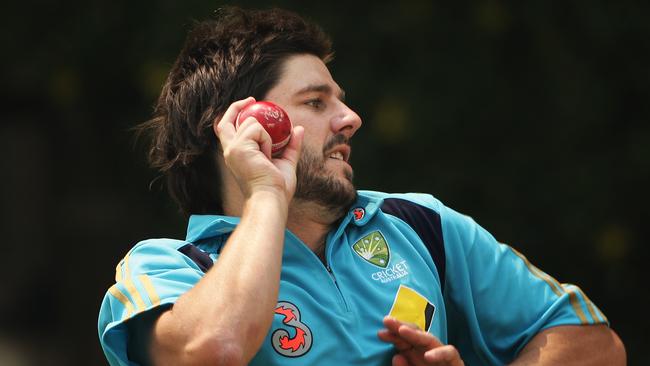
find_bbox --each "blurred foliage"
[1,0,648,364]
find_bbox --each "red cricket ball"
[236,101,293,157]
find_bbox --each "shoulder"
[129,237,189,254]
[357,190,480,255]
[122,237,190,262]
[358,190,444,212]
[99,238,203,366]
[358,190,471,228]
[113,237,215,279]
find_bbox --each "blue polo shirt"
[98,191,608,365]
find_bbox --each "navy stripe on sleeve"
[178,243,214,273]
[381,198,446,293]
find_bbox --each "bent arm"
[511,324,626,366]
[146,98,304,366]
[150,191,289,366]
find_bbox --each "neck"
[218,157,342,254]
[286,199,341,254]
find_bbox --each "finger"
[392,353,410,366]
[383,316,419,335]
[234,117,273,159]
[424,345,462,364]
[276,125,303,165]
[401,348,429,366]
[398,325,443,349]
[214,97,256,143]
[377,329,398,342]
[377,329,412,351]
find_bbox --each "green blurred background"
[1,0,648,364]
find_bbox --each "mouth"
[326,145,351,163]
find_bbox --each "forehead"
[269,54,342,98]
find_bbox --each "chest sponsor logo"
[271,301,313,357]
[388,284,436,332]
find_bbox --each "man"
[98,7,625,366]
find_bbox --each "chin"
[295,146,358,213]
[294,169,357,214]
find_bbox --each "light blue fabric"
[98,191,607,365]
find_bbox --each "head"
[264,53,362,218]
[142,7,361,216]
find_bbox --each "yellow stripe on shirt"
[123,252,131,279]
[115,251,132,283]
[583,289,608,323]
[508,246,564,297]
[567,288,589,324]
[108,285,134,318]
[114,260,123,283]
[123,278,146,313]
[508,245,606,325]
[575,286,598,323]
[569,284,608,324]
[139,275,161,307]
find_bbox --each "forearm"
[510,325,626,366]
[152,190,289,365]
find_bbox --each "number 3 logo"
[271,301,313,357]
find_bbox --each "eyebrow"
[295,84,346,101]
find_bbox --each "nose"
[331,102,363,138]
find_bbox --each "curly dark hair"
[139,6,333,216]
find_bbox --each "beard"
[293,134,358,216]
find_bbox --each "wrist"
[245,188,290,217]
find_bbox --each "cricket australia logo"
[352,231,390,267]
[353,231,410,283]
[271,301,313,357]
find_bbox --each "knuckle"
[223,146,238,161]
[444,345,460,360]
[222,146,235,160]
[244,117,262,131]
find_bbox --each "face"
[264,54,363,214]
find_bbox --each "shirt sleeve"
[441,206,608,365]
[97,239,209,366]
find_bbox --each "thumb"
[276,126,304,167]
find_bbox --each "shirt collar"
[185,191,385,242]
[347,190,385,226]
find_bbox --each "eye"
[305,98,324,110]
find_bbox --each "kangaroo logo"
[271,301,313,357]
